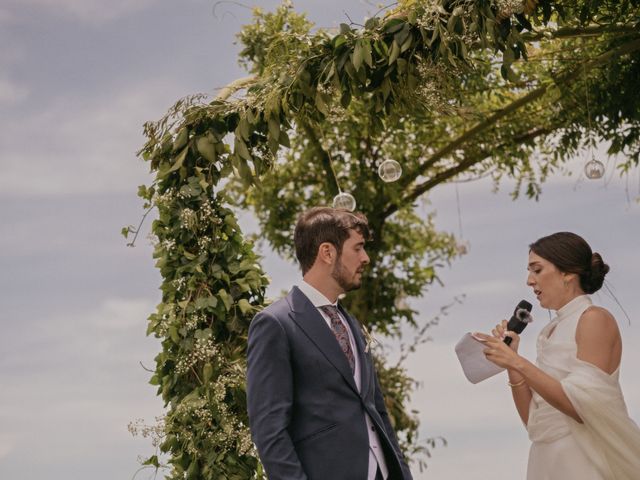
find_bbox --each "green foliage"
[136,0,640,476]
[138,108,271,477]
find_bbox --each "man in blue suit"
[247,207,413,480]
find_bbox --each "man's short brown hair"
[294,207,370,274]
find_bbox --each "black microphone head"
[505,300,534,342]
[516,300,533,312]
[515,307,534,324]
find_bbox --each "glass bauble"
[378,159,403,183]
[332,192,356,211]
[584,158,605,179]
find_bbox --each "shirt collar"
[297,280,337,308]
[555,294,592,322]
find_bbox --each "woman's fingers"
[492,319,508,339]
[472,332,495,342]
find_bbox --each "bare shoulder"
[577,306,620,344]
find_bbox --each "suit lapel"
[287,287,358,393]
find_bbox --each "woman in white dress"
[476,232,640,479]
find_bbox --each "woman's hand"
[473,328,522,370]
[492,319,520,352]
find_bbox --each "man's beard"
[331,257,362,292]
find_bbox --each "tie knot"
[319,304,339,317]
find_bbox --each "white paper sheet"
[455,332,505,383]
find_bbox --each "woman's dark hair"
[294,207,371,275]
[529,232,610,294]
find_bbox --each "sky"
[0,1,638,479]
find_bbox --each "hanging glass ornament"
[378,159,403,183]
[584,157,605,179]
[456,240,470,256]
[332,191,356,211]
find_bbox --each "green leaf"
[352,41,364,71]
[238,298,252,315]
[172,127,189,152]
[365,17,379,30]
[428,27,439,47]
[169,325,180,343]
[503,47,516,66]
[218,289,232,311]
[333,34,346,49]
[143,455,160,468]
[400,34,413,53]
[203,363,213,383]
[362,40,373,68]
[268,116,280,141]
[315,91,330,115]
[394,25,411,47]
[234,138,252,161]
[186,460,199,480]
[196,134,217,162]
[239,117,251,140]
[388,41,400,65]
[384,18,405,33]
[167,146,188,174]
[381,77,391,100]
[341,89,352,108]
[278,129,291,147]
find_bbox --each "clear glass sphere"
[378,159,403,183]
[584,158,605,179]
[332,192,356,211]
[456,241,470,255]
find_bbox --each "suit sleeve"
[373,369,413,480]
[247,311,307,480]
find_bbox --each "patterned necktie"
[319,305,355,373]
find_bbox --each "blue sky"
[1,1,638,479]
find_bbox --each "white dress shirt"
[298,281,389,480]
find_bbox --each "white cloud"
[89,298,157,330]
[0,434,15,459]
[0,40,28,105]
[0,77,28,105]
[0,79,184,196]
[0,297,163,477]
[4,0,158,24]
[0,8,15,24]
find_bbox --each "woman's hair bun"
[582,252,610,294]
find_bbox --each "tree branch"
[215,75,257,101]
[394,125,556,209]
[299,120,340,196]
[384,37,640,218]
[521,23,639,42]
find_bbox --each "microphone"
[504,300,533,346]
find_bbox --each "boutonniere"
[361,323,379,353]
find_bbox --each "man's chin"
[345,280,362,292]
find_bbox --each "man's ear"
[317,242,336,265]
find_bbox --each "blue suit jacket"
[247,286,413,480]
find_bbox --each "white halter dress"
[526,295,640,480]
